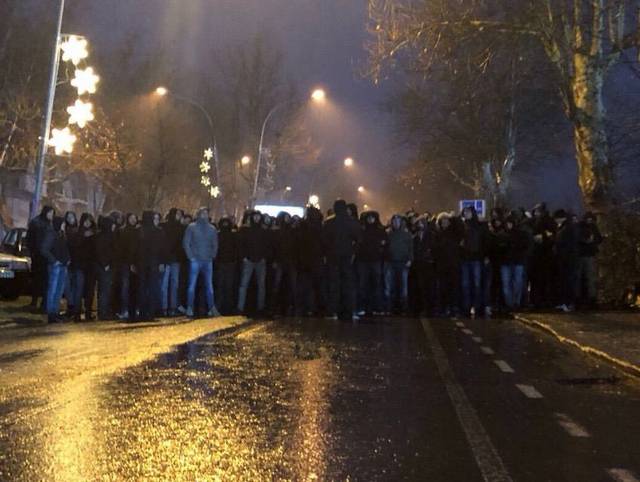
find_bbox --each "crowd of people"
[26,198,603,324]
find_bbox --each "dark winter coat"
[413,225,436,264]
[138,211,167,268]
[27,206,54,259]
[94,216,116,269]
[238,217,269,262]
[74,213,96,271]
[387,227,414,263]
[322,200,361,262]
[296,208,324,272]
[578,219,603,258]
[358,213,387,263]
[434,222,461,273]
[116,221,139,266]
[496,227,530,265]
[460,217,486,262]
[40,217,70,265]
[163,209,186,263]
[555,220,579,261]
[216,218,239,263]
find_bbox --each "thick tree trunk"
[571,55,614,213]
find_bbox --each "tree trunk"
[571,54,614,212]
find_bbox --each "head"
[64,211,77,227]
[277,212,292,227]
[79,212,95,230]
[291,215,301,227]
[109,210,124,227]
[391,214,404,231]
[437,213,451,230]
[414,217,426,232]
[52,216,65,233]
[258,213,270,227]
[182,214,192,226]
[41,205,55,222]
[532,203,547,219]
[305,206,323,228]
[505,216,516,231]
[553,209,568,227]
[333,199,347,216]
[153,212,162,227]
[461,206,477,222]
[125,213,138,227]
[218,217,233,232]
[196,207,209,223]
[98,215,115,233]
[168,207,183,223]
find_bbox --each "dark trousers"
[137,265,160,319]
[357,261,383,313]
[31,255,47,306]
[272,262,298,315]
[327,256,355,318]
[556,257,578,307]
[437,265,459,315]
[80,267,96,317]
[415,260,436,315]
[96,265,113,319]
[530,253,554,307]
[298,263,325,314]
[215,261,237,315]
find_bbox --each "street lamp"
[358,186,365,193]
[344,157,354,168]
[241,155,251,166]
[253,88,327,206]
[155,86,168,96]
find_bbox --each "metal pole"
[30,0,65,220]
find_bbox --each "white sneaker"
[484,306,492,318]
[116,310,129,320]
[351,314,360,322]
[186,308,194,317]
[207,307,221,317]
[324,314,338,320]
[177,305,186,315]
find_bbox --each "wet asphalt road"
[0,315,639,481]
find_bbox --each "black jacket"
[27,206,54,260]
[162,211,185,263]
[434,224,461,272]
[74,214,96,271]
[137,211,167,268]
[555,220,579,261]
[217,218,239,263]
[496,227,530,265]
[413,226,436,264]
[578,222,603,257]
[460,218,486,261]
[40,217,70,265]
[358,215,387,263]
[322,204,361,262]
[94,216,116,269]
[238,218,269,262]
[116,223,139,266]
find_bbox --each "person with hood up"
[137,211,167,320]
[115,213,139,320]
[62,211,79,315]
[322,199,362,321]
[271,211,298,316]
[237,210,269,314]
[385,214,414,314]
[214,216,239,315]
[296,206,325,315]
[161,208,185,316]
[553,209,579,312]
[73,213,97,321]
[183,207,220,318]
[40,216,70,323]
[433,212,461,318]
[27,205,55,310]
[529,203,556,308]
[357,211,387,316]
[496,215,530,311]
[94,215,116,320]
[577,212,603,307]
[459,206,487,317]
[413,215,437,316]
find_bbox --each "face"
[441,218,450,229]
[66,213,76,225]
[366,215,375,225]
[254,213,264,225]
[183,216,192,225]
[153,213,161,227]
[392,217,402,230]
[127,214,137,226]
[46,210,55,221]
[506,221,515,230]
[175,210,183,222]
[463,209,473,221]
[198,209,209,222]
[83,218,92,228]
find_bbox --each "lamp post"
[30,0,66,220]
[252,88,326,207]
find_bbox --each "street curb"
[514,315,640,379]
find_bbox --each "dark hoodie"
[238,212,269,262]
[274,212,297,263]
[216,217,239,263]
[460,207,486,261]
[358,211,387,262]
[117,214,139,266]
[322,199,361,261]
[138,211,166,268]
[297,206,324,271]
[40,216,70,265]
[578,212,603,257]
[163,208,185,263]
[387,215,414,263]
[27,205,55,257]
[94,216,115,269]
[74,213,96,270]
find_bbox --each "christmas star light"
[200,161,211,173]
[66,99,94,128]
[48,127,76,155]
[204,148,214,161]
[60,35,88,65]
[201,176,211,187]
[71,67,100,95]
[209,185,220,198]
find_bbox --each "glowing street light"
[71,66,100,95]
[48,127,76,155]
[285,186,292,192]
[155,86,168,96]
[309,194,320,207]
[60,35,88,65]
[311,88,326,103]
[358,186,365,193]
[344,157,354,168]
[363,204,370,210]
[66,99,94,128]
[241,155,251,166]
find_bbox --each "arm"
[40,231,56,264]
[182,226,194,260]
[211,227,219,260]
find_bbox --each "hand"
[405,261,412,268]
[159,264,165,273]
[105,265,110,271]
[130,265,136,274]
[534,234,543,243]
[484,257,490,266]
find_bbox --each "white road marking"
[516,384,543,399]
[494,360,515,373]
[480,346,495,355]
[472,337,483,343]
[554,413,590,438]
[608,468,640,482]
[456,322,465,328]
[421,320,512,482]
[461,328,474,335]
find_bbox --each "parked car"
[0,228,31,300]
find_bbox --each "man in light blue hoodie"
[183,207,221,317]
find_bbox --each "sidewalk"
[515,311,640,378]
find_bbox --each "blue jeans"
[461,261,483,314]
[384,261,410,312]
[47,263,68,316]
[358,261,383,313]
[237,259,266,312]
[187,260,214,312]
[161,262,181,312]
[500,264,525,309]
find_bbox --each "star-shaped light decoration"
[66,99,94,128]
[60,35,89,65]
[71,67,100,95]
[201,176,211,187]
[48,127,76,155]
[204,148,214,161]
[209,186,220,198]
[199,161,211,173]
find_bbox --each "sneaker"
[484,306,492,319]
[116,311,129,320]
[324,314,338,320]
[186,308,194,318]
[351,314,360,322]
[356,310,366,317]
[207,307,221,317]
[177,305,187,315]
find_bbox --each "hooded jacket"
[578,213,603,257]
[94,216,116,269]
[40,216,70,265]
[460,208,487,261]
[386,215,414,263]
[73,213,96,271]
[274,212,297,264]
[358,211,387,262]
[116,214,139,265]
[27,205,55,258]
[216,217,239,263]
[238,213,269,262]
[138,211,167,268]
[183,209,218,262]
[322,200,362,261]
[297,207,324,271]
[163,208,186,263]
[434,213,461,272]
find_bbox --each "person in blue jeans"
[183,207,220,318]
[385,215,414,314]
[497,216,530,311]
[161,208,185,316]
[40,216,70,323]
[459,206,488,317]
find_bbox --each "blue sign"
[459,199,486,219]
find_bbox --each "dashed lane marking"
[515,384,543,399]
[461,328,474,335]
[456,322,466,328]
[494,360,515,373]
[554,413,590,438]
[608,469,640,482]
[422,319,513,482]
[480,346,495,355]
[472,337,483,343]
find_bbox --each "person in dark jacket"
[497,216,530,311]
[357,211,386,315]
[529,203,556,308]
[40,216,70,323]
[296,206,325,315]
[271,211,298,316]
[459,206,486,317]
[413,216,437,316]
[553,209,579,312]
[115,213,138,320]
[215,216,239,314]
[577,212,604,307]
[27,205,55,309]
[161,208,185,316]
[63,211,79,315]
[322,199,362,320]
[94,216,116,320]
[434,212,460,318]
[137,211,167,320]
[385,214,414,314]
[73,213,97,321]
[237,211,269,314]
[183,207,220,317]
